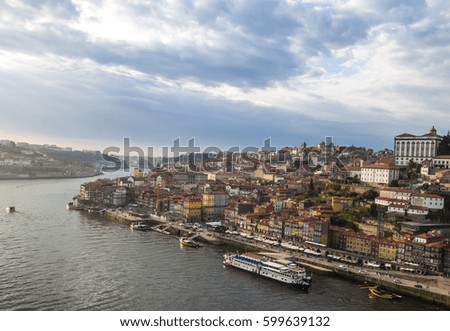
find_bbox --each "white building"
[394,126,443,166]
[433,155,450,169]
[112,188,127,206]
[360,164,400,184]
[410,193,444,211]
[375,188,444,215]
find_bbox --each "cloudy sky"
[0,0,449,153]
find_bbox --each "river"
[0,176,442,310]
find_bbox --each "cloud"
[0,0,449,152]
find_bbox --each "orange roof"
[380,187,413,193]
[363,164,399,170]
[411,193,443,199]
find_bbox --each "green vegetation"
[330,215,359,232]
[334,206,370,223]
[362,189,379,201]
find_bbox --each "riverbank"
[96,209,450,309]
[0,171,103,180]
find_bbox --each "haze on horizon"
[1,0,449,153]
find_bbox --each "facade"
[202,192,229,222]
[360,164,400,184]
[397,233,447,273]
[283,217,329,245]
[184,196,202,223]
[112,187,127,207]
[331,197,353,212]
[394,126,443,166]
[79,180,115,205]
[433,155,450,169]
[375,188,444,215]
[410,194,444,211]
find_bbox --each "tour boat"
[223,252,311,288]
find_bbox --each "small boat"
[179,237,200,248]
[367,286,402,300]
[5,206,15,213]
[66,202,84,210]
[130,222,151,231]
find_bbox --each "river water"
[0,176,442,311]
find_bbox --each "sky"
[0,0,449,154]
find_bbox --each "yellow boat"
[368,286,402,300]
[179,237,200,248]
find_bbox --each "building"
[360,164,400,185]
[331,197,353,212]
[375,188,444,215]
[410,193,444,211]
[433,155,450,169]
[329,226,400,262]
[283,217,329,245]
[184,196,202,223]
[397,233,447,273]
[394,126,443,166]
[202,191,229,222]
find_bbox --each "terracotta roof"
[376,197,408,204]
[380,188,412,193]
[362,164,398,170]
[396,133,416,138]
[408,205,429,211]
[411,193,443,199]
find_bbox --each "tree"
[406,160,418,180]
[362,189,379,201]
[389,179,400,187]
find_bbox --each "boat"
[223,252,311,288]
[179,237,200,248]
[66,202,84,210]
[367,286,402,300]
[5,206,15,213]
[130,222,151,231]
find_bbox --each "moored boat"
[367,286,402,300]
[179,237,200,248]
[130,222,151,231]
[223,252,311,288]
[66,202,84,210]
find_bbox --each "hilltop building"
[394,126,443,166]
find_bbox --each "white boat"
[5,206,15,213]
[179,237,200,248]
[130,222,151,231]
[223,252,311,288]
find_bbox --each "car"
[394,278,401,284]
[414,284,423,289]
[339,264,348,269]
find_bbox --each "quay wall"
[333,269,450,308]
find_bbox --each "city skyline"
[1,1,449,151]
